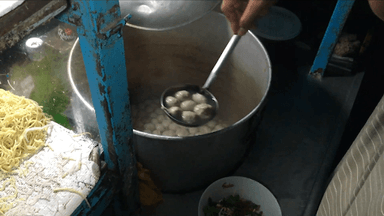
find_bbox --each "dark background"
[273,0,384,170]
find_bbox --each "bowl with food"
[198,176,281,216]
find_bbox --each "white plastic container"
[198,176,282,216]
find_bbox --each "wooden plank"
[0,0,67,52]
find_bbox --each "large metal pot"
[69,12,271,192]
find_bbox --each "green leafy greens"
[10,46,72,130]
[203,195,263,216]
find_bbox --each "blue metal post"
[309,0,355,77]
[57,0,139,214]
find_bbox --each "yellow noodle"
[62,173,69,179]
[62,157,76,161]
[0,177,17,214]
[0,89,51,173]
[53,188,91,208]
[46,144,54,152]
[73,132,92,138]
[0,89,51,213]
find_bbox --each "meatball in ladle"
[161,35,241,127]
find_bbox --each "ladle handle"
[202,35,241,89]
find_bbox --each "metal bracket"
[57,0,132,40]
[99,14,132,39]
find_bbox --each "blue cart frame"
[56,0,139,215]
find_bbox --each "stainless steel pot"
[68,12,271,192]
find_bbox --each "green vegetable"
[10,46,73,130]
[220,194,240,208]
[203,205,221,216]
[203,195,263,216]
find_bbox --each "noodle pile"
[0,89,51,214]
[0,89,51,173]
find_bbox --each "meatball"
[162,119,172,127]
[151,119,159,125]
[155,124,166,132]
[144,123,155,131]
[157,115,166,122]
[176,128,189,137]
[175,90,190,101]
[152,130,162,135]
[165,96,179,107]
[162,130,176,136]
[168,106,182,117]
[134,96,229,136]
[182,111,198,124]
[180,100,197,111]
[207,120,217,128]
[188,127,199,134]
[213,124,225,131]
[192,93,207,104]
[169,123,180,131]
[194,103,214,119]
[199,126,211,134]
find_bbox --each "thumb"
[238,0,274,34]
[221,0,241,34]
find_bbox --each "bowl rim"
[254,6,302,41]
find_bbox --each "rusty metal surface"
[0,0,67,53]
[57,0,140,214]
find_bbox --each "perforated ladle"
[161,35,241,127]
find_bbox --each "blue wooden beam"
[57,0,139,214]
[309,0,355,77]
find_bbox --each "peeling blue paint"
[309,0,355,77]
[56,0,139,215]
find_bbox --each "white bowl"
[254,6,302,41]
[198,176,282,216]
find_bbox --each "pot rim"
[67,14,272,140]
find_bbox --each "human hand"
[368,0,384,21]
[221,0,276,36]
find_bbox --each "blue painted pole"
[309,0,355,77]
[57,0,139,214]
